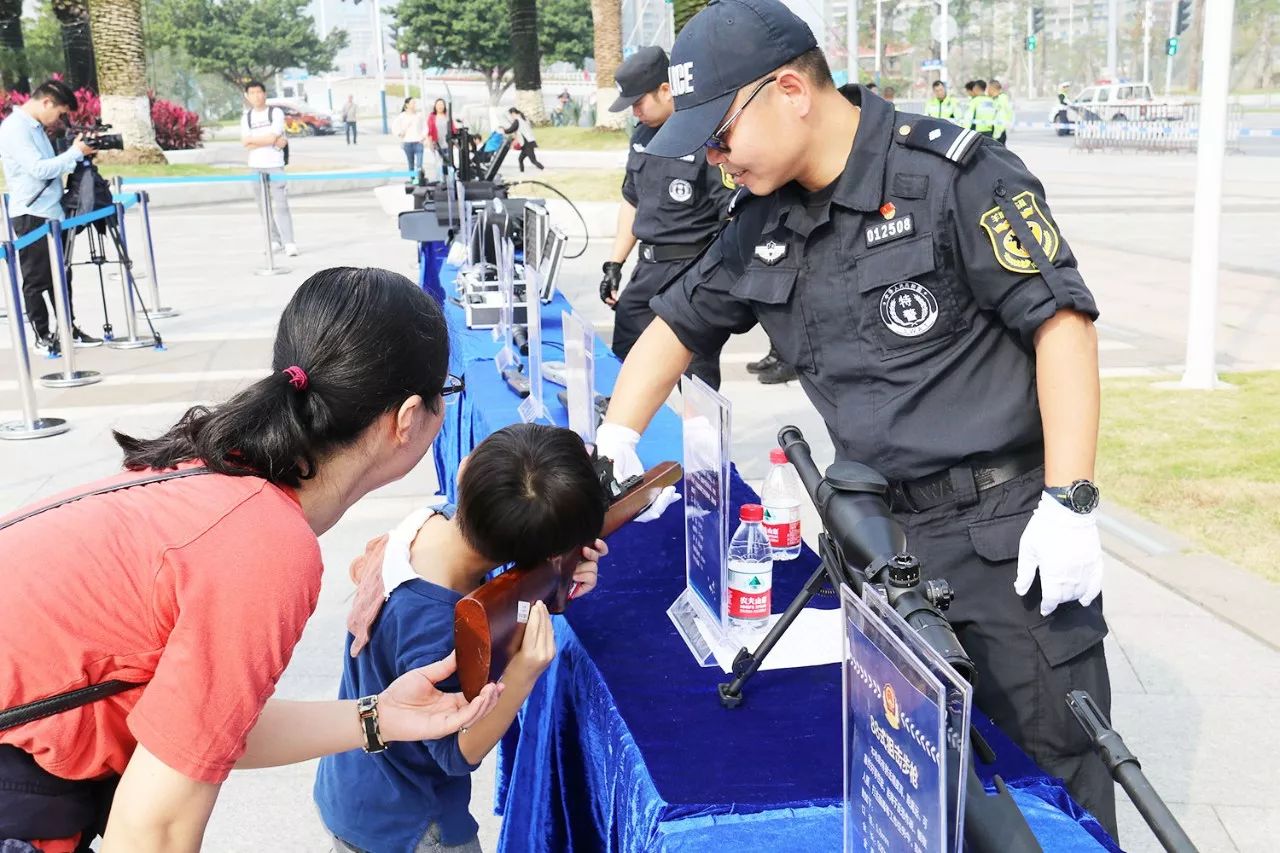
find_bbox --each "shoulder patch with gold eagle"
[979,190,1061,274]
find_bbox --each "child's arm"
[457,600,556,765]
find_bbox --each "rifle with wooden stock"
[454,459,683,700]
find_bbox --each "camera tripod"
[61,159,161,350]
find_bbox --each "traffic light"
[1031,7,1045,33]
[399,52,408,69]
[1174,0,1194,35]
[1166,36,1179,56]
[1025,35,1038,52]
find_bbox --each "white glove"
[1014,492,1104,617]
[594,422,681,523]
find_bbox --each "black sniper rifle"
[721,425,1041,853]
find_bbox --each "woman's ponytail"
[114,267,450,488]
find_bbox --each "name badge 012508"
[864,213,915,249]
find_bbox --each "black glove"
[600,261,623,308]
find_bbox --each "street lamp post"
[371,0,388,133]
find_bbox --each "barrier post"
[255,171,289,277]
[105,197,153,350]
[0,193,11,321]
[136,190,178,318]
[1,242,69,439]
[108,177,146,283]
[39,221,101,388]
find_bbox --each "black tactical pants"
[892,463,1118,839]
[613,257,721,390]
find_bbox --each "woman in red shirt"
[0,267,502,852]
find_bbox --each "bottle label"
[763,501,801,548]
[727,562,772,620]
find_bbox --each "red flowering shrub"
[149,96,203,150]
[0,85,202,150]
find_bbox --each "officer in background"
[593,0,1116,836]
[964,79,998,138]
[600,45,734,389]
[1055,82,1075,136]
[990,79,1014,145]
[925,79,961,124]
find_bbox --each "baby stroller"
[473,131,505,169]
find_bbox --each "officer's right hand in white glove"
[594,422,681,523]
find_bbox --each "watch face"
[1071,481,1100,512]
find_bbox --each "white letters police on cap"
[669,62,695,96]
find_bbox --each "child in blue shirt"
[314,423,609,853]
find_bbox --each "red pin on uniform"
[879,202,897,220]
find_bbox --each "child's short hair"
[456,424,607,566]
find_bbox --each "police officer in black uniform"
[600,45,736,389]
[593,0,1117,836]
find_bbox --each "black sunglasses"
[441,373,465,402]
[705,77,777,154]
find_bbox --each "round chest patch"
[668,178,693,203]
[879,281,939,338]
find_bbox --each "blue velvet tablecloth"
[430,264,1120,852]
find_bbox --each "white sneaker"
[284,243,299,257]
[271,241,284,252]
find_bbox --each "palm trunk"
[0,0,30,93]
[52,0,98,91]
[87,0,164,161]
[508,0,547,123]
[591,0,626,128]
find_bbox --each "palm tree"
[590,0,624,128]
[86,0,163,161]
[509,0,547,123]
[52,0,97,91]
[0,0,31,93]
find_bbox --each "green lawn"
[1098,372,1280,581]
[534,126,629,151]
[506,168,624,203]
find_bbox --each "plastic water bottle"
[727,504,774,636]
[762,448,803,561]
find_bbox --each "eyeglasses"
[704,77,777,154]
[441,373,465,405]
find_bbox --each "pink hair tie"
[282,365,309,391]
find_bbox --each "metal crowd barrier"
[1072,103,1244,154]
[1,241,69,439]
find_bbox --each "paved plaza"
[2,133,1278,851]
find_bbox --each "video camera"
[64,121,124,153]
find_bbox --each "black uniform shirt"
[651,86,1099,481]
[622,122,736,246]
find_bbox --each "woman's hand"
[569,539,609,599]
[504,601,556,688]
[379,652,503,743]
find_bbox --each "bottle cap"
[769,447,787,464]
[740,503,764,522]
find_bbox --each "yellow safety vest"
[925,96,960,122]
[993,93,1014,135]
[967,95,997,133]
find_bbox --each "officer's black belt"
[889,447,1043,513]
[638,238,713,264]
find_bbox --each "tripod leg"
[718,555,833,708]
[106,220,161,347]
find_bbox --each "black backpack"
[245,105,290,165]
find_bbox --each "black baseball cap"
[646,0,818,157]
[609,46,670,113]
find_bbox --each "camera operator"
[0,78,102,351]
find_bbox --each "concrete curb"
[1099,501,1280,651]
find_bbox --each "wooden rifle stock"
[454,461,682,700]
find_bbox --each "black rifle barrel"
[1068,690,1199,853]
